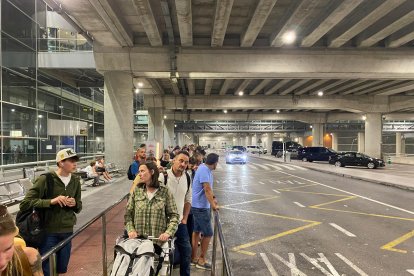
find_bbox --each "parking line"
[277,164,296,171]
[287,164,308,171]
[254,163,272,170]
[294,202,306,208]
[272,189,280,194]
[260,253,279,276]
[407,270,414,275]
[381,230,414,253]
[335,253,368,276]
[329,223,356,237]
[266,164,283,170]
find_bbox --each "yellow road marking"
[221,196,279,208]
[278,183,320,191]
[221,206,321,256]
[310,196,357,208]
[381,230,414,253]
[214,190,271,197]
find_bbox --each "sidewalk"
[251,154,414,191]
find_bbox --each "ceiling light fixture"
[223,110,228,114]
[317,90,324,96]
[238,91,244,96]
[282,31,296,44]
[362,115,367,121]
[138,82,144,87]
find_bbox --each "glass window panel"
[2,33,36,68]
[3,137,38,164]
[2,68,36,107]
[3,103,37,137]
[7,0,36,20]
[80,104,93,121]
[36,0,47,27]
[80,88,93,101]
[37,111,47,138]
[37,86,62,113]
[61,99,79,118]
[94,123,104,153]
[1,0,36,48]
[94,110,104,124]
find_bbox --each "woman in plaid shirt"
[125,162,179,241]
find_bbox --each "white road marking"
[260,253,279,276]
[247,164,259,170]
[277,171,414,215]
[259,181,266,185]
[288,253,301,276]
[294,202,306,208]
[329,223,356,237]
[317,253,341,276]
[407,270,414,275]
[335,253,368,276]
[287,164,308,171]
[271,253,307,276]
[272,189,281,194]
[300,253,338,276]
[254,163,272,170]
[277,164,296,171]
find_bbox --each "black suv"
[272,141,302,158]
[297,147,337,162]
[329,152,385,169]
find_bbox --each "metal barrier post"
[49,253,57,276]
[211,213,218,276]
[102,214,108,276]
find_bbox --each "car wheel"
[302,157,308,162]
[335,161,343,167]
[367,162,376,169]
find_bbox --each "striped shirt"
[125,185,179,238]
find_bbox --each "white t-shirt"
[147,189,158,201]
[83,165,94,177]
[58,174,71,187]
[159,169,192,221]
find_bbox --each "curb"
[250,155,414,192]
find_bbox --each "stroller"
[111,234,175,276]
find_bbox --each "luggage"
[111,238,155,276]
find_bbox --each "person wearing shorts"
[191,153,219,270]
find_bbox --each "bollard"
[102,214,108,276]
[387,156,392,164]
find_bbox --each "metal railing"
[38,38,93,52]
[211,210,233,276]
[41,193,129,276]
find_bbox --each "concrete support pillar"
[247,135,252,146]
[365,113,382,158]
[147,107,164,154]
[163,120,175,149]
[266,133,273,154]
[298,136,304,146]
[312,123,324,147]
[331,133,338,151]
[251,135,257,145]
[358,132,365,153]
[104,72,134,169]
[396,132,406,156]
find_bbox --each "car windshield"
[229,151,242,155]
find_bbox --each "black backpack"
[127,161,138,180]
[16,173,54,248]
[163,172,191,193]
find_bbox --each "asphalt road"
[214,153,414,276]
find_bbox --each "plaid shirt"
[125,185,179,238]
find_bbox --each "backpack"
[163,172,191,193]
[111,238,155,276]
[16,173,54,248]
[127,161,138,180]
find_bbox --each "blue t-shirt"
[131,160,140,177]
[192,164,213,209]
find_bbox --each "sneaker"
[191,259,198,266]
[196,262,212,270]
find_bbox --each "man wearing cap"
[19,148,82,276]
[0,205,43,275]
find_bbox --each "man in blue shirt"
[130,146,146,178]
[191,153,219,270]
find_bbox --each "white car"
[246,145,262,154]
[226,150,247,164]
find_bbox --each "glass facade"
[0,0,103,165]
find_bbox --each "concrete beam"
[389,96,414,112]
[294,79,329,95]
[270,0,319,47]
[387,31,414,48]
[211,0,234,47]
[264,79,291,95]
[249,79,272,95]
[279,79,309,95]
[340,80,383,95]
[155,95,393,113]
[88,0,133,47]
[354,80,401,95]
[240,0,278,47]
[147,79,164,95]
[94,47,414,79]
[375,81,414,96]
[219,79,233,95]
[187,79,195,95]
[233,80,251,95]
[301,0,363,47]
[358,10,414,47]
[175,0,193,46]
[204,79,213,95]
[325,80,367,96]
[329,0,405,48]
[132,0,163,46]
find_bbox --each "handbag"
[15,173,54,248]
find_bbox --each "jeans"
[39,232,73,276]
[175,224,191,276]
[186,213,194,242]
